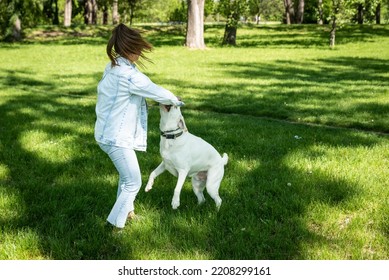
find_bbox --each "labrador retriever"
[145,104,228,210]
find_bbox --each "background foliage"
[1,0,389,41]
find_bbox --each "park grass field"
[0,23,388,259]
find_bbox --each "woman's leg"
[99,144,142,228]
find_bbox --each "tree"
[1,0,42,41]
[248,0,284,23]
[375,2,380,23]
[283,0,306,23]
[318,0,324,24]
[296,0,305,23]
[217,0,249,45]
[84,0,92,24]
[43,0,59,25]
[122,0,145,25]
[186,0,206,49]
[113,0,119,24]
[84,0,98,24]
[329,0,338,48]
[284,0,295,23]
[99,0,110,24]
[11,14,22,41]
[92,0,98,24]
[64,0,72,27]
[248,0,261,23]
[356,0,364,23]
[328,0,353,48]
[346,0,386,24]
[170,0,188,22]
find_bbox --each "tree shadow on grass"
[0,62,388,260]
[0,71,136,259]
[154,56,389,133]
[139,108,387,259]
[22,25,111,46]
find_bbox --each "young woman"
[95,24,183,229]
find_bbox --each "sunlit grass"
[0,24,388,260]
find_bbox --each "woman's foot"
[127,211,136,220]
[127,211,142,221]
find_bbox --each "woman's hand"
[174,96,185,107]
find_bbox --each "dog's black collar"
[160,131,184,139]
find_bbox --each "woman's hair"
[106,23,153,67]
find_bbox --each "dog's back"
[160,131,226,177]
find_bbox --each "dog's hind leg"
[145,162,166,192]
[205,166,224,210]
[191,173,206,205]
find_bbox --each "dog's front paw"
[171,199,180,210]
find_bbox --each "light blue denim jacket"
[94,57,180,151]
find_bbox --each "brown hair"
[106,23,153,67]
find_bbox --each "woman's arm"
[128,71,184,106]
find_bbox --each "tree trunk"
[375,3,381,24]
[102,4,108,25]
[64,0,72,27]
[129,1,136,26]
[92,0,98,24]
[223,11,239,46]
[222,4,240,46]
[129,9,134,25]
[357,4,364,24]
[318,0,323,24]
[185,0,206,49]
[296,0,305,23]
[329,15,336,48]
[12,14,22,41]
[223,25,237,45]
[113,0,119,24]
[283,0,295,24]
[53,0,59,25]
[255,14,260,24]
[84,0,92,24]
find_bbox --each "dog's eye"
[165,105,172,112]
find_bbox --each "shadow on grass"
[0,70,133,259]
[155,56,389,133]
[0,61,388,259]
[21,25,111,46]
[139,108,382,259]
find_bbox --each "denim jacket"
[94,57,179,151]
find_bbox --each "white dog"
[145,104,228,210]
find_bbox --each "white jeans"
[98,143,142,228]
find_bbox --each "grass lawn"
[0,23,388,260]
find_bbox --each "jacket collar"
[116,56,135,67]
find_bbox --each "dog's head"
[159,104,187,133]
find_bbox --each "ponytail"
[106,23,153,68]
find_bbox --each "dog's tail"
[221,153,228,165]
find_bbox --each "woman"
[95,23,183,229]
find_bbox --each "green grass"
[0,23,388,259]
